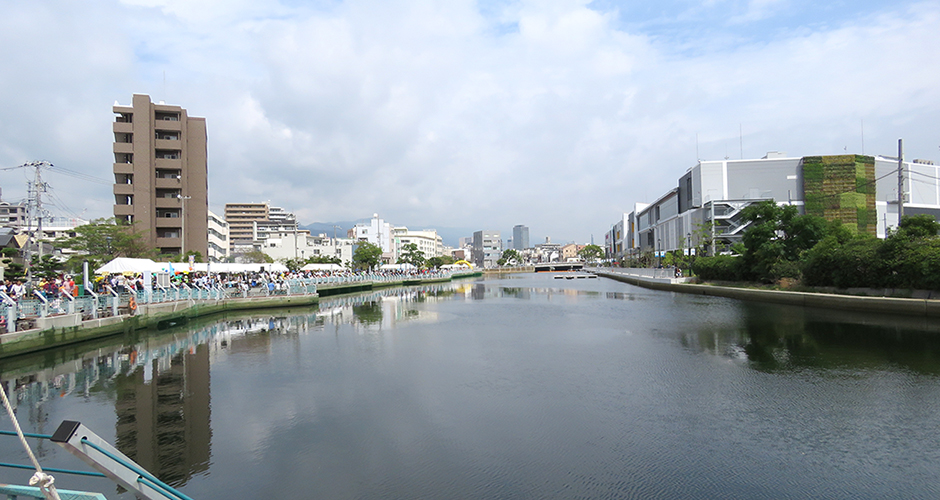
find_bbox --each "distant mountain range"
[301,220,476,248]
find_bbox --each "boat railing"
[0,420,193,500]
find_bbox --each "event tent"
[96,258,289,274]
[301,263,344,272]
[95,258,164,274]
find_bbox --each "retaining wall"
[596,270,940,318]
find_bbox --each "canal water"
[3,273,940,499]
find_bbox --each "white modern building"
[350,214,393,254]
[609,151,940,258]
[392,227,443,262]
[207,210,229,262]
[261,231,356,264]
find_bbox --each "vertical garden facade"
[802,154,877,236]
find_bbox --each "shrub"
[692,255,744,281]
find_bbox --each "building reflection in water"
[114,344,211,488]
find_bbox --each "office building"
[112,94,208,256]
[472,230,502,268]
[512,225,529,250]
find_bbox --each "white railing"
[0,270,479,334]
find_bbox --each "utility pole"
[22,161,52,283]
[898,139,905,227]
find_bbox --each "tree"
[307,255,342,265]
[397,243,426,268]
[161,250,204,263]
[738,200,830,282]
[427,255,454,268]
[352,242,383,270]
[497,248,521,266]
[32,255,65,281]
[56,218,155,261]
[283,258,306,272]
[894,214,940,240]
[1,248,25,280]
[234,250,274,263]
[577,244,603,263]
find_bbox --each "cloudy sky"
[1,0,938,245]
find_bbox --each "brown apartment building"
[224,202,269,252]
[112,94,208,256]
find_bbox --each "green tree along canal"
[2,273,940,499]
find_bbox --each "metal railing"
[0,270,475,334]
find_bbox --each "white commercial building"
[262,231,356,264]
[350,214,393,253]
[611,152,940,257]
[207,210,229,262]
[392,227,443,262]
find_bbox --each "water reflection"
[3,276,940,499]
[676,300,940,375]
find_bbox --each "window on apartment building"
[115,113,132,123]
[155,112,180,121]
[114,133,133,143]
[156,170,181,179]
[155,131,180,140]
[687,178,693,201]
[156,150,180,160]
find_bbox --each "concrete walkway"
[593,268,940,318]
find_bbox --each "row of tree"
[691,200,940,290]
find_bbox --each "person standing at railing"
[11,280,25,301]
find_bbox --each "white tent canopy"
[95,258,164,274]
[302,263,345,272]
[380,263,416,271]
[96,258,289,274]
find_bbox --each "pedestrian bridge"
[533,262,584,272]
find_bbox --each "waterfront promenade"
[593,267,940,318]
[0,270,480,359]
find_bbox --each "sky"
[1,0,938,245]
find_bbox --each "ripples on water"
[3,273,940,499]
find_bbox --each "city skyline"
[1,0,938,244]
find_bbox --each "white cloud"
[0,0,937,244]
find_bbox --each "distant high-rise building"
[112,94,208,256]
[512,225,529,250]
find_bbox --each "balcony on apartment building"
[113,184,134,197]
[155,195,182,209]
[113,121,133,134]
[155,217,182,229]
[155,176,181,189]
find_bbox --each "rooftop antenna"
[860,119,865,154]
[898,138,905,226]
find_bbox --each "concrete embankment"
[0,272,483,360]
[595,270,940,318]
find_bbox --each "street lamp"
[657,238,662,268]
[177,194,191,255]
